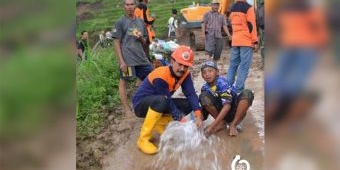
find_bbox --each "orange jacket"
[278,8,328,48]
[132,66,202,120]
[230,1,258,47]
[135,3,156,43]
[147,66,189,93]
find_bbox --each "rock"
[108,115,114,121]
[104,131,112,136]
[96,133,105,140]
[109,124,117,131]
[112,136,121,145]
[93,149,102,159]
[104,112,109,117]
[114,118,120,124]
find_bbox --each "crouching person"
[199,61,254,137]
[132,46,203,154]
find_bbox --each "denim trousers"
[226,46,253,93]
[265,48,318,97]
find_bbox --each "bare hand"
[195,117,203,129]
[120,60,127,73]
[136,32,142,39]
[180,117,187,123]
[204,125,214,137]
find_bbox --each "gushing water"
[150,121,232,170]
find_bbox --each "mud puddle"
[100,49,264,170]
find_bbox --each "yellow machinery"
[179,0,233,50]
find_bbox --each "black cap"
[172,9,177,15]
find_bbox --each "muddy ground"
[76,48,264,170]
[76,1,102,23]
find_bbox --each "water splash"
[150,121,231,170]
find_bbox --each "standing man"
[77,30,88,61]
[202,0,232,61]
[135,0,156,57]
[112,0,153,118]
[132,46,203,154]
[99,30,105,47]
[167,9,178,38]
[226,0,259,93]
[105,30,113,46]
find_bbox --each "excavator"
[179,0,257,50]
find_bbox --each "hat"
[171,45,194,67]
[172,9,177,15]
[211,0,220,4]
[201,60,218,70]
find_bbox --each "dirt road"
[100,49,264,170]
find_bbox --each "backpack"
[256,3,265,29]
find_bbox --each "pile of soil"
[76,105,137,169]
[76,1,102,24]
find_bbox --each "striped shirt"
[203,11,227,38]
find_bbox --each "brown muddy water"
[102,50,264,170]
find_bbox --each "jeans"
[265,48,318,97]
[226,46,253,93]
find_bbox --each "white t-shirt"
[99,33,105,41]
[167,16,178,32]
[105,31,112,39]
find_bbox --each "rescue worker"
[227,0,259,93]
[135,0,156,57]
[132,45,203,154]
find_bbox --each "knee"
[150,96,169,113]
[239,89,254,106]
[199,91,214,106]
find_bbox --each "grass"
[76,0,212,44]
[76,0,212,137]
[76,48,120,137]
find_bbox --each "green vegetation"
[76,0,212,138]
[0,47,74,139]
[76,0,211,41]
[76,48,120,137]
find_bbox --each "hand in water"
[204,125,214,137]
[195,117,203,129]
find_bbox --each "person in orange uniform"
[132,46,203,154]
[135,0,156,56]
[265,0,328,127]
[226,0,259,93]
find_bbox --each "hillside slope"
[76,0,211,45]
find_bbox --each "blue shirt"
[201,76,237,105]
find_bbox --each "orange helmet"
[171,45,194,67]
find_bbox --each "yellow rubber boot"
[137,107,162,154]
[154,114,173,135]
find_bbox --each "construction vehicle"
[178,0,257,50]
